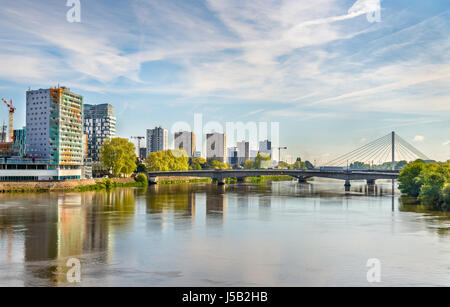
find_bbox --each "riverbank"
[0,174,296,193]
[0,177,139,193]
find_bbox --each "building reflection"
[206,185,227,225]
[146,184,197,231]
[0,189,137,286]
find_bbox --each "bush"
[135,173,148,185]
[103,178,113,189]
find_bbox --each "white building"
[147,127,168,154]
[236,141,250,165]
[174,131,196,158]
[206,133,226,162]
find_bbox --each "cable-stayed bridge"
[325,132,430,170]
[147,132,430,187]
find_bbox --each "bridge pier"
[344,180,351,187]
[216,178,226,186]
[297,176,308,183]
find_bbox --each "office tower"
[174,131,196,158]
[147,127,168,153]
[227,147,239,166]
[26,87,83,166]
[206,133,226,162]
[237,141,250,165]
[259,140,272,156]
[83,104,116,162]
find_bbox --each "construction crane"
[1,98,15,143]
[131,136,145,159]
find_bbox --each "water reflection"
[0,181,449,286]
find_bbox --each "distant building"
[139,147,147,160]
[259,140,272,156]
[26,87,84,169]
[83,103,116,162]
[237,141,250,166]
[227,147,239,166]
[174,131,196,158]
[194,151,202,158]
[250,150,259,161]
[146,127,168,153]
[206,133,226,162]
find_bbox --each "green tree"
[255,153,271,169]
[207,159,231,169]
[442,184,450,211]
[100,138,137,177]
[419,170,446,204]
[398,160,426,197]
[244,159,255,169]
[144,150,189,171]
[136,163,146,173]
[190,157,207,170]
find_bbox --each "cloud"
[443,141,450,146]
[414,135,425,142]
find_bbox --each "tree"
[398,160,426,197]
[293,161,306,170]
[136,163,146,173]
[190,157,207,170]
[419,170,446,204]
[255,153,271,169]
[350,161,369,170]
[144,149,189,171]
[207,159,231,169]
[244,159,255,169]
[442,184,450,211]
[100,138,137,177]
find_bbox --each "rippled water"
[0,180,449,287]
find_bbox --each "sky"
[0,0,449,163]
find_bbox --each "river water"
[0,180,449,287]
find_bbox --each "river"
[0,180,449,286]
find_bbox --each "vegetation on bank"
[398,160,450,211]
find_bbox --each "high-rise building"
[147,127,168,153]
[237,141,250,166]
[174,131,196,158]
[83,104,116,162]
[259,140,272,156]
[227,147,239,166]
[206,133,226,162]
[26,87,83,166]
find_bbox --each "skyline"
[0,0,449,162]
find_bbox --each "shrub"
[135,173,148,185]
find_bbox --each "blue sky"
[0,0,449,162]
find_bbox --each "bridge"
[146,169,399,186]
[146,131,429,187]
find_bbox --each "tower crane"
[1,98,15,143]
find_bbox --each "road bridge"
[146,169,399,186]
